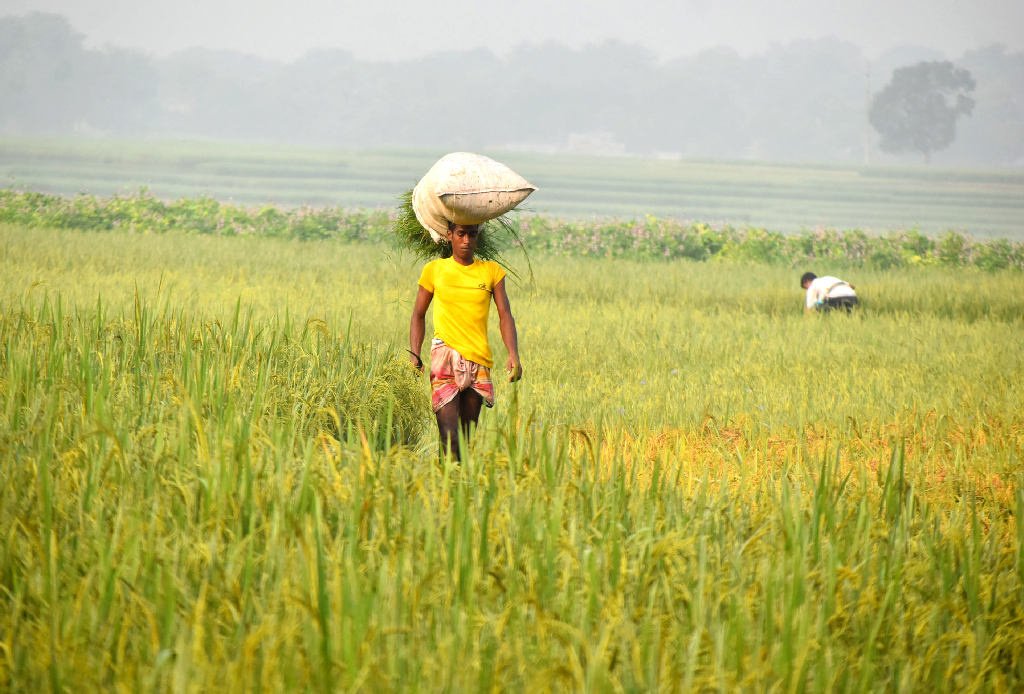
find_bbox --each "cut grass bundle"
[392,188,531,281]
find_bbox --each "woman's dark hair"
[446,220,480,233]
[800,272,817,288]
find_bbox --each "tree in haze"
[870,61,976,163]
[0,13,84,133]
[0,13,157,135]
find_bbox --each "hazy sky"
[3,0,1022,62]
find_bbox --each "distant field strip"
[2,136,1023,237]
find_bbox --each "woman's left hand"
[506,357,523,383]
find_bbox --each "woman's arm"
[410,285,433,373]
[493,278,522,382]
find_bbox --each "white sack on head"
[412,152,536,242]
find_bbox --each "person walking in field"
[801,272,859,313]
[410,221,523,460]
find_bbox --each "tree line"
[1,12,1021,165]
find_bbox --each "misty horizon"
[2,0,1023,64]
[2,10,1023,169]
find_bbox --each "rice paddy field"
[4,136,1024,238]
[1,223,1023,692]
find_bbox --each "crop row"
[2,188,1023,270]
[2,297,1022,691]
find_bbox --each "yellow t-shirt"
[418,258,506,368]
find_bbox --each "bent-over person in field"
[801,272,859,313]
[410,221,523,460]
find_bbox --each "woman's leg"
[435,388,484,461]
[458,388,484,445]
[436,393,462,460]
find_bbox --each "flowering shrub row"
[0,189,386,242]
[2,189,1021,270]
[520,215,1024,271]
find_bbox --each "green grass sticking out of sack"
[392,188,531,282]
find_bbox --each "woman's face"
[447,224,479,264]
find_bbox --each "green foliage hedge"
[3,188,1021,270]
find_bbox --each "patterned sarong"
[429,339,495,413]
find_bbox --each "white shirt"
[805,276,856,309]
